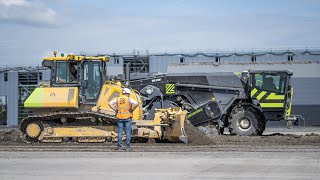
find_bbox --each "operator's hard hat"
[122,88,131,94]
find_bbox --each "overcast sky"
[0,0,320,65]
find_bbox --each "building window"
[215,57,220,62]
[4,73,8,82]
[39,72,43,81]
[288,55,293,61]
[114,57,120,64]
[251,56,257,62]
[0,96,7,125]
[180,57,185,63]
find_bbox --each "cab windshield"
[252,73,287,94]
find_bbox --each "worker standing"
[109,88,139,151]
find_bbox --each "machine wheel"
[228,106,265,136]
[21,120,44,142]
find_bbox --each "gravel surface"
[0,128,320,152]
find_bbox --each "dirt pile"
[0,129,23,143]
[0,128,319,146]
[210,133,320,146]
[184,123,215,145]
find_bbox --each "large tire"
[228,106,265,136]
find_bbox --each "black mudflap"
[187,100,221,126]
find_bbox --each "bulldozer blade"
[179,135,188,144]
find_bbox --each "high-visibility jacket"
[116,96,132,119]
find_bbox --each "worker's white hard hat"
[122,88,131,94]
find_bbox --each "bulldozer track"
[20,111,117,124]
[18,108,214,144]
[19,111,119,143]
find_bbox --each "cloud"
[0,0,60,27]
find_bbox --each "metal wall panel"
[167,63,320,78]
[40,69,51,81]
[106,57,123,67]
[291,105,320,126]
[7,71,18,126]
[106,57,123,75]
[291,78,320,105]
[0,73,8,96]
[149,56,180,73]
[148,53,320,71]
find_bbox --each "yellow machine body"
[24,87,79,108]
[92,81,143,121]
[20,53,190,144]
[30,107,188,143]
[43,54,109,62]
[133,107,188,143]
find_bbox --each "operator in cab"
[69,64,77,82]
[109,88,139,151]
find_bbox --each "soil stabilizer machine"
[130,70,295,136]
[19,53,188,143]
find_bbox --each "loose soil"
[1,128,320,148]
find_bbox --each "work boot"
[115,145,122,151]
[126,144,132,152]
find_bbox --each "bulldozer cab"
[248,70,293,120]
[42,54,109,104]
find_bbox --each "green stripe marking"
[166,84,176,94]
[256,91,267,100]
[251,88,258,97]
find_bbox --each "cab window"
[252,73,287,94]
[107,91,120,102]
[56,62,68,83]
[82,61,102,101]
[56,62,78,83]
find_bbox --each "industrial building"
[1,48,319,126]
[0,67,50,126]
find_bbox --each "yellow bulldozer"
[19,53,188,143]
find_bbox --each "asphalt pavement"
[0,150,319,180]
